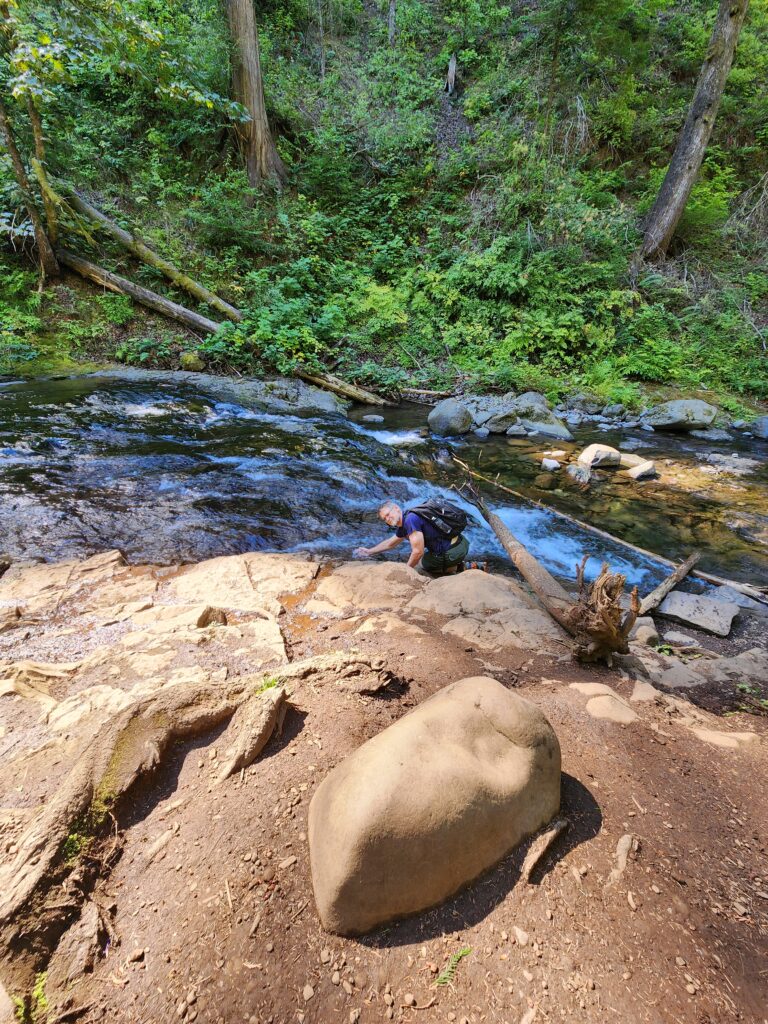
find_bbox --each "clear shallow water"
[1,374,766,589]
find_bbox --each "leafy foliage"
[0,0,766,401]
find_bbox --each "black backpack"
[406,498,469,537]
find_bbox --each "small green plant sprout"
[736,682,760,695]
[434,947,472,986]
[255,675,282,695]
[655,643,674,656]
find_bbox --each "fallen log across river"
[453,457,768,605]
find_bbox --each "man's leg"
[422,537,469,577]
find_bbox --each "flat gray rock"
[657,591,740,636]
[643,399,717,431]
[710,584,768,615]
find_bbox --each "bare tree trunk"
[0,95,59,279]
[26,98,58,244]
[226,0,286,187]
[388,0,396,46]
[57,250,222,335]
[444,53,457,95]
[639,551,700,615]
[50,182,243,321]
[641,0,750,260]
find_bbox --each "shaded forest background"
[1,0,767,411]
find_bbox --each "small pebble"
[404,993,415,1006]
[266,942,274,953]
[685,983,696,995]
[675,956,686,967]
[331,971,341,986]
[342,980,353,996]
[129,948,145,963]
[349,1012,360,1024]
[303,984,314,1002]
[320,948,332,964]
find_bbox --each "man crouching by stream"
[353,499,470,576]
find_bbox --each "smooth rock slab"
[308,676,560,935]
[657,591,740,636]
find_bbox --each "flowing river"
[2,372,767,592]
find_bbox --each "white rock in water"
[657,592,740,637]
[362,414,385,424]
[577,443,621,468]
[541,458,560,471]
[627,460,657,480]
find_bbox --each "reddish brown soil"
[45,571,768,1024]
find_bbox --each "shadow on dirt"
[361,773,601,948]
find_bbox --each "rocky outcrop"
[304,562,426,616]
[427,398,473,436]
[406,570,567,652]
[643,399,717,430]
[509,393,573,440]
[657,591,740,636]
[749,415,768,439]
[308,676,560,934]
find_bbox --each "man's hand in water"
[353,547,372,559]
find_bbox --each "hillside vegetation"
[1,0,767,409]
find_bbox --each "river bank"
[1,549,767,1023]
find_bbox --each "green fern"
[434,947,471,987]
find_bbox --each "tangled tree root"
[568,558,640,664]
[0,652,390,996]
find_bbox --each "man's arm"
[353,535,404,558]
[406,530,425,568]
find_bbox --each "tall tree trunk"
[388,0,396,46]
[26,98,58,244]
[0,95,59,279]
[225,0,286,188]
[641,0,750,260]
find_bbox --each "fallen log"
[296,369,395,406]
[453,456,768,605]
[58,250,393,407]
[57,249,221,335]
[56,185,243,322]
[479,502,575,634]
[466,486,639,663]
[639,550,700,615]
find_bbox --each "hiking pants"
[421,536,469,576]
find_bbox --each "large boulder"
[643,399,717,431]
[508,393,573,440]
[308,676,561,935]
[428,398,473,436]
[749,415,768,439]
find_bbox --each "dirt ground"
[36,564,768,1024]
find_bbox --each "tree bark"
[57,250,222,335]
[226,0,286,187]
[641,0,750,260]
[468,488,639,663]
[0,95,59,279]
[444,54,457,95]
[639,551,700,615]
[26,98,58,244]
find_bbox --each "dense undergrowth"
[1,0,767,408]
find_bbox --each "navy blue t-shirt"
[396,511,453,554]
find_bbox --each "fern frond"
[434,946,471,986]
